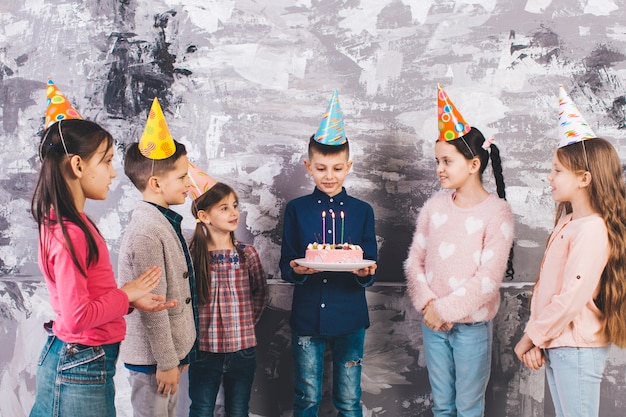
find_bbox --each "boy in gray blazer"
[118,139,197,417]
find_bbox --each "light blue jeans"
[421,321,492,417]
[292,328,365,417]
[30,335,119,417]
[544,345,610,417]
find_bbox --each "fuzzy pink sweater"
[404,192,514,323]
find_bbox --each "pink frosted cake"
[304,243,363,263]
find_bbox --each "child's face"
[155,155,191,207]
[434,140,476,190]
[79,140,117,201]
[304,149,352,197]
[199,193,240,233]
[547,151,585,203]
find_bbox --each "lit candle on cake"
[340,210,344,243]
[322,211,326,244]
[331,211,336,245]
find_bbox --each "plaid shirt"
[197,242,267,353]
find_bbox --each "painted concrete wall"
[1,0,626,416]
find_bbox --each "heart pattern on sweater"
[501,222,513,240]
[465,216,483,235]
[449,276,465,290]
[416,233,427,249]
[481,276,496,293]
[431,213,448,229]
[480,249,494,264]
[438,242,455,260]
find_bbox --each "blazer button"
[183,271,189,278]
[321,303,326,308]
[185,297,192,304]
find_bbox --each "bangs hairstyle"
[32,119,114,277]
[555,138,626,346]
[123,140,187,191]
[308,135,350,160]
[189,182,245,306]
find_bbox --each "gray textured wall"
[1,0,626,416]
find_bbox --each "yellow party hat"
[138,98,176,159]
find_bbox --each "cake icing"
[304,243,363,263]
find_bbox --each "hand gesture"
[120,266,162,303]
[131,293,178,312]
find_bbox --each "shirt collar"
[144,201,183,229]
[312,186,348,203]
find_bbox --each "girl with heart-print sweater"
[404,125,514,417]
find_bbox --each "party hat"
[557,85,595,148]
[188,161,217,200]
[138,98,176,159]
[314,89,347,145]
[437,84,471,141]
[45,79,83,129]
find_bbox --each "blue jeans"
[292,328,365,417]
[544,345,610,417]
[29,335,120,417]
[421,321,492,417]
[188,347,257,417]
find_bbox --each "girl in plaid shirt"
[188,182,268,417]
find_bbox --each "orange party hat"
[437,84,471,141]
[45,79,83,129]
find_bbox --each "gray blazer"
[118,201,196,371]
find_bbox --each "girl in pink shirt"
[30,116,174,417]
[515,137,626,417]
[405,86,514,417]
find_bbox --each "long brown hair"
[31,119,114,277]
[555,138,626,346]
[189,182,245,305]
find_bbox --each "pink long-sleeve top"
[404,192,514,323]
[39,211,129,346]
[525,213,609,349]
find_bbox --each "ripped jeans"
[292,328,365,417]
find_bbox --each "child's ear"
[147,176,160,193]
[69,155,83,178]
[303,159,313,175]
[579,171,592,188]
[469,157,481,174]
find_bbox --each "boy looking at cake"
[118,98,197,417]
[279,90,378,417]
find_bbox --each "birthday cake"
[304,243,363,263]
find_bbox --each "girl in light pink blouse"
[515,136,626,417]
[405,85,514,417]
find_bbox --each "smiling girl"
[404,85,514,417]
[187,182,267,417]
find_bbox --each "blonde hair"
[555,138,626,346]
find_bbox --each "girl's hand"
[352,263,377,277]
[423,301,448,331]
[120,266,162,303]
[131,294,178,312]
[521,346,545,370]
[290,260,320,275]
[514,333,535,361]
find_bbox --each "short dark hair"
[123,140,187,191]
[307,135,350,160]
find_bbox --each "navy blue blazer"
[280,187,377,336]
